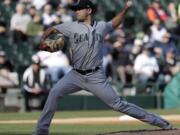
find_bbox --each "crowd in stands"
[0,0,180,110]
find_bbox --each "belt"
[74,67,100,75]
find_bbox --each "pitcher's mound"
[98,129,180,135]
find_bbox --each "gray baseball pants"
[33,69,171,135]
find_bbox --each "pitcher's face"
[75,8,88,21]
[75,8,92,21]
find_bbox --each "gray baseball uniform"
[34,21,172,135]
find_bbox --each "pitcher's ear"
[87,8,92,15]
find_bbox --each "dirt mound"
[98,129,180,135]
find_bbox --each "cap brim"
[68,4,87,11]
[68,3,97,13]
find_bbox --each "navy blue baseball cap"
[69,0,97,13]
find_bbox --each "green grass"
[0,123,180,135]
[0,109,179,135]
[0,109,180,120]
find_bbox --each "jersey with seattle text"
[54,21,114,70]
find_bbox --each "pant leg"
[47,67,61,83]
[34,71,81,135]
[117,66,126,84]
[85,79,171,129]
[23,90,32,112]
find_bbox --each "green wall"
[57,95,164,110]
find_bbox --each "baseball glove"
[40,33,65,52]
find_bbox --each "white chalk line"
[0,115,180,124]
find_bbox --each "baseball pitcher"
[33,0,173,134]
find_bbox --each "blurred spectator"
[0,51,14,77]
[150,19,167,42]
[42,4,55,29]
[22,55,50,112]
[0,13,7,36]
[157,49,179,91]
[154,32,179,57]
[51,15,62,26]
[131,38,143,61]
[60,0,74,7]
[165,2,178,30]
[55,5,73,23]
[48,0,62,9]
[0,51,18,93]
[112,41,133,84]
[26,15,43,45]
[147,0,168,23]
[20,0,32,10]
[37,51,72,84]
[167,2,178,23]
[32,0,47,11]
[134,44,159,84]
[102,35,113,78]
[0,0,15,27]
[164,50,177,79]
[122,32,135,53]
[140,24,151,43]
[10,3,31,43]
[28,5,38,19]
